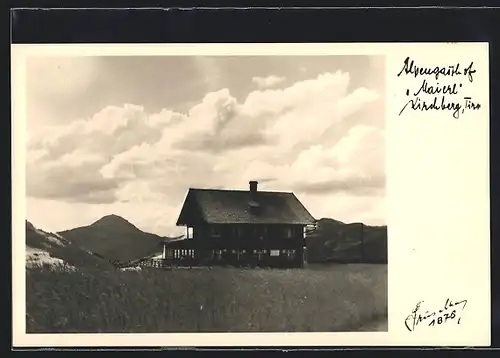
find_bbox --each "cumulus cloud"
[240,125,385,194]
[26,157,119,204]
[252,75,286,88]
[27,70,384,234]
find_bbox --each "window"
[283,249,295,260]
[285,227,293,238]
[270,249,280,257]
[254,249,266,260]
[187,227,193,239]
[213,250,222,260]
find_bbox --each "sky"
[26,55,386,236]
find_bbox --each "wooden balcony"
[133,247,306,269]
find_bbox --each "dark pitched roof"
[176,188,316,226]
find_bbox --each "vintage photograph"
[25,55,387,333]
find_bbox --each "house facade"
[163,181,316,268]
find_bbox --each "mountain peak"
[90,214,138,230]
[58,214,164,263]
[98,214,125,220]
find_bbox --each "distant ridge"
[26,220,111,269]
[58,214,165,264]
[306,217,387,264]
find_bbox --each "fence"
[127,248,305,270]
[137,259,165,269]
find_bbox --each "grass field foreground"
[26,264,387,333]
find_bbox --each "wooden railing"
[135,257,199,269]
[137,259,165,269]
[118,247,308,270]
[130,255,304,269]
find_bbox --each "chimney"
[249,180,258,193]
[248,181,260,214]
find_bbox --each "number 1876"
[429,310,456,326]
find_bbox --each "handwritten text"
[405,298,468,332]
[397,57,481,119]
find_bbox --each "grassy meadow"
[26,263,387,333]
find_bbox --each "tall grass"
[26,264,387,333]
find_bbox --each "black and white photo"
[24,54,388,333]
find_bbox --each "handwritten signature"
[405,298,467,332]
